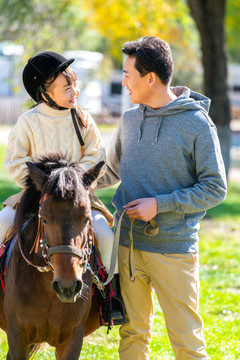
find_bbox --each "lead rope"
[103,209,159,284]
[128,217,136,282]
[128,216,159,282]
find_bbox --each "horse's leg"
[55,325,85,360]
[7,322,29,360]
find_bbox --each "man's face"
[122,56,150,104]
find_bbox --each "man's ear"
[148,72,156,84]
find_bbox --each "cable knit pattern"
[4,103,106,187]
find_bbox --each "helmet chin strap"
[38,86,84,152]
[39,86,68,110]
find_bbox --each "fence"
[0,97,26,125]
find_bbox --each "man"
[98,36,227,359]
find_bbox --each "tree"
[84,0,232,177]
[82,0,195,64]
[0,0,104,57]
[0,0,234,176]
[186,0,231,176]
[226,0,240,63]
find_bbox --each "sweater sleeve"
[80,112,106,179]
[4,116,33,188]
[156,122,227,214]
[97,124,122,189]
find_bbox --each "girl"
[0,51,124,324]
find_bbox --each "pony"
[0,153,105,359]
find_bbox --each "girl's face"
[45,68,80,109]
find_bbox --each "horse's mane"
[14,152,89,235]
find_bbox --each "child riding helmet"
[22,51,74,108]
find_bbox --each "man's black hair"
[122,36,174,85]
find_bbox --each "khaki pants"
[118,246,208,360]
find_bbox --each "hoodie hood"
[138,86,211,142]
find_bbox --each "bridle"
[17,190,107,291]
[18,191,105,290]
[18,193,94,274]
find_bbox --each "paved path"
[0,126,12,144]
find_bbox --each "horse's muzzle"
[51,278,82,303]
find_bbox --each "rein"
[17,192,105,291]
[17,215,53,273]
[110,210,159,283]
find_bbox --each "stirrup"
[111,296,126,326]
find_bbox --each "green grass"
[1,142,240,359]
[206,182,240,220]
[0,144,20,207]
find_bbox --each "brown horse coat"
[0,154,103,359]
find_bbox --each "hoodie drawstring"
[138,107,146,143]
[155,115,163,142]
[138,107,163,143]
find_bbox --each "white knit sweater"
[4,103,106,188]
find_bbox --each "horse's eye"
[41,217,48,225]
[38,214,48,225]
[84,217,89,224]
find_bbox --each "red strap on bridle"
[0,260,7,292]
[29,194,53,255]
[29,209,42,255]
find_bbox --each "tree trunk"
[186,0,231,177]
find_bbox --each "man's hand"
[123,197,158,222]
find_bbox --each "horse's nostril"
[75,280,82,293]
[52,280,62,294]
[51,279,82,299]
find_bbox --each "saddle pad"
[0,236,16,292]
[0,245,5,259]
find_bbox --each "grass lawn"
[0,143,240,359]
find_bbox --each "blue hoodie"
[98,86,227,253]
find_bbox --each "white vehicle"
[228,63,240,109]
[102,70,123,116]
[0,42,24,96]
[63,50,104,115]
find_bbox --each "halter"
[18,193,93,273]
[17,192,105,291]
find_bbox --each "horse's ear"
[26,162,48,191]
[82,161,105,188]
